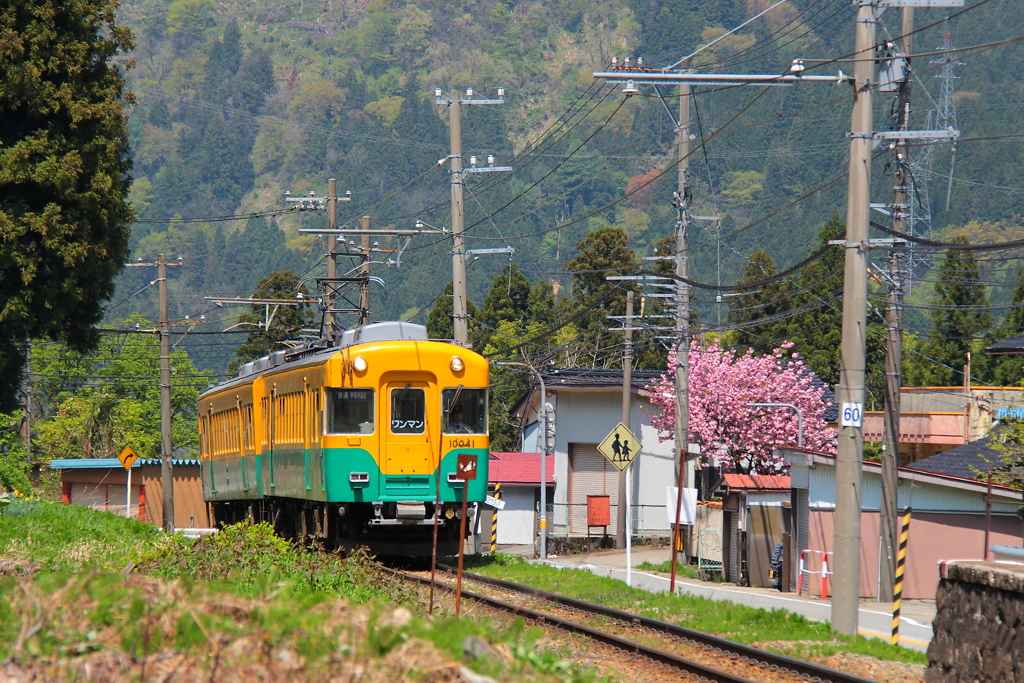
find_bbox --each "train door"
[384,381,434,476]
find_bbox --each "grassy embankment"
[0,497,600,682]
[468,554,928,666]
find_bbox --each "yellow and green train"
[197,322,489,555]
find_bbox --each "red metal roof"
[722,474,791,491]
[489,452,555,484]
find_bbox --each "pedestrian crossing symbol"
[598,423,641,471]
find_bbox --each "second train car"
[197,321,489,555]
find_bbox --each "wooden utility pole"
[616,291,634,549]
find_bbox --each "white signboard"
[840,402,863,427]
[666,487,698,526]
[485,495,505,510]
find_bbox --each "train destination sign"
[117,445,138,471]
[598,423,641,471]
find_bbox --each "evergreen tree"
[478,263,531,331]
[907,236,992,386]
[726,250,793,349]
[0,0,135,410]
[527,279,555,324]
[564,226,639,367]
[426,283,478,342]
[992,269,1024,386]
[229,271,315,371]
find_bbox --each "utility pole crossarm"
[436,86,510,348]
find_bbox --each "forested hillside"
[5,0,1024,467]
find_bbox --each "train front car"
[326,325,489,556]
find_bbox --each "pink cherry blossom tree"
[646,339,837,474]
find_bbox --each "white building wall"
[496,487,536,545]
[804,461,1019,514]
[548,389,676,532]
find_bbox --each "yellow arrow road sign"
[598,423,641,471]
[117,445,138,471]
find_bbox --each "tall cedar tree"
[564,226,638,367]
[425,282,477,342]
[229,271,316,371]
[474,262,531,347]
[727,250,793,348]
[0,0,135,410]
[907,235,992,386]
[992,269,1024,386]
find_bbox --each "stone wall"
[926,560,1024,683]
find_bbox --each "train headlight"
[450,356,464,372]
[444,508,455,519]
[353,356,368,372]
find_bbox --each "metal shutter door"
[568,444,620,535]
[70,483,141,518]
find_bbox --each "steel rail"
[435,565,878,683]
[396,568,761,683]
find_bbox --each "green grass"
[634,559,701,579]
[467,554,927,666]
[0,503,604,681]
[0,498,166,572]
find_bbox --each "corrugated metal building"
[781,447,1024,599]
[49,458,212,530]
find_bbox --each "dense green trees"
[229,271,316,371]
[906,236,992,386]
[0,0,135,410]
[30,316,208,461]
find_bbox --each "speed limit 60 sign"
[841,402,863,427]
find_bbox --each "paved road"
[524,547,933,653]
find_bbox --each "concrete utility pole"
[833,0,877,636]
[326,178,338,335]
[617,291,635,549]
[435,87,508,347]
[359,215,372,326]
[880,7,914,605]
[285,180,351,341]
[158,254,174,533]
[128,255,182,533]
[672,64,694,567]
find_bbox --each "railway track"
[394,565,879,683]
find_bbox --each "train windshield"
[327,388,375,434]
[442,388,487,435]
[391,387,425,434]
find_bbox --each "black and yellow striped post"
[891,506,912,645]
[490,482,501,553]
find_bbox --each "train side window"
[391,387,425,434]
[442,388,488,434]
[327,388,375,434]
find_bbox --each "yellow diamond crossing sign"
[117,445,138,471]
[598,423,641,471]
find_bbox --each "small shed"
[488,452,554,545]
[717,474,791,588]
[49,458,211,530]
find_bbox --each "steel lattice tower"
[904,29,961,287]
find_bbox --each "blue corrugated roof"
[49,458,200,470]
